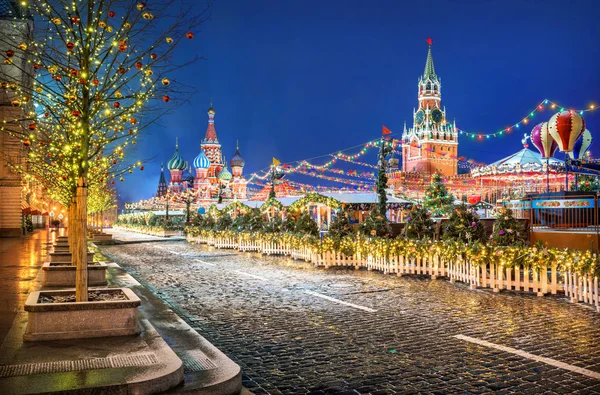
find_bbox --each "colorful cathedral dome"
[230,147,245,168]
[193,150,211,169]
[167,139,186,170]
[218,165,232,181]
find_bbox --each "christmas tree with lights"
[423,173,454,217]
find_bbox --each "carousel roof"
[471,147,564,177]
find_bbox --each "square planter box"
[24,288,141,341]
[49,251,94,264]
[41,262,108,287]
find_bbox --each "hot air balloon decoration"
[530,122,558,159]
[568,129,592,160]
[547,111,586,153]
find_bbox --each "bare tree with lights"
[0,0,208,301]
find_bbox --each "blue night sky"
[117,0,600,204]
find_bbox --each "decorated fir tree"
[423,173,454,217]
[443,204,485,243]
[359,205,390,237]
[404,205,435,240]
[492,207,524,246]
[328,212,353,239]
[572,175,600,192]
[294,212,319,236]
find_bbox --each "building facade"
[0,2,33,237]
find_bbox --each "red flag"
[382,125,392,135]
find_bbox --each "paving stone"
[101,241,600,394]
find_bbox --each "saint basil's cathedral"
[156,103,247,200]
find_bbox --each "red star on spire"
[426,37,433,45]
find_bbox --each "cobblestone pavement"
[100,239,600,394]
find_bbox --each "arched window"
[426,82,431,90]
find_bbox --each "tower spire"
[175,137,179,149]
[423,38,436,80]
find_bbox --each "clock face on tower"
[431,108,443,124]
[415,109,425,126]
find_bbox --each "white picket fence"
[185,233,599,312]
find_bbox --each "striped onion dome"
[218,165,232,181]
[230,148,245,168]
[167,145,186,170]
[193,150,211,169]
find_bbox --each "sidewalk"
[0,229,53,345]
[0,230,242,394]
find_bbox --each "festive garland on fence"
[184,227,600,277]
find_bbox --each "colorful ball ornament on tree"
[166,37,173,44]
[150,53,157,60]
[163,95,170,102]
[113,101,120,108]
[17,42,26,50]
[66,42,75,51]
[118,67,126,74]
[142,12,153,20]
[137,2,146,10]
[547,111,586,153]
[5,50,14,58]
[71,16,79,24]
[108,11,115,17]
[161,77,170,86]
[186,32,194,39]
[135,61,143,69]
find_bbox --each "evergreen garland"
[423,173,454,217]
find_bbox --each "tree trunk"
[69,198,77,263]
[75,177,88,302]
[100,210,104,233]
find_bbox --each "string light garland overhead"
[458,99,597,141]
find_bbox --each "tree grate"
[0,352,158,378]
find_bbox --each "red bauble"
[108,11,115,17]
[72,110,81,117]
[66,42,75,51]
[62,175,67,180]
[28,123,36,130]
[71,16,80,24]
[91,79,99,86]
[112,159,117,164]
[113,101,120,108]
[119,45,127,52]
[118,67,126,74]
[135,61,143,69]
[70,68,78,76]
[5,50,14,58]
[128,129,134,134]
[162,95,170,102]
[140,166,144,171]
[22,139,31,146]
[130,117,137,124]
[33,63,41,70]
[150,53,157,60]
[111,180,115,185]
[186,32,194,39]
